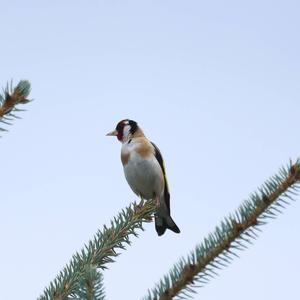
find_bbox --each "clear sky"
[1,1,299,299]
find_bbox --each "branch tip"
[143,159,300,300]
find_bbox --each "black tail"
[155,214,180,236]
[155,184,180,236]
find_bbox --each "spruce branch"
[0,80,31,134]
[38,199,156,300]
[143,159,300,300]
[72,265,105,300]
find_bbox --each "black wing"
[151,141,170,214]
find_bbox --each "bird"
[106,119,180,236]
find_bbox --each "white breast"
[121,140,164,200]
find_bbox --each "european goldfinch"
[106,119,180,236]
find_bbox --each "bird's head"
[106,119,140,143]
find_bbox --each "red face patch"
[116,120,127,141]
[117,131,123,141]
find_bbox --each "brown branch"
[0,82,30,118]
[39,199,156,300]
[155,162,300,300]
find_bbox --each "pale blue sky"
[0,1,299,299]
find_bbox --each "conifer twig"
[0,80,31,134]
[143,160,300,300]
[73,265,105,300]
[38,199,156,300]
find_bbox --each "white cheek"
[122,125,131,141]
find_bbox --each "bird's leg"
[134,197,144,213]
[155,195,160,208]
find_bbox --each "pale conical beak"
[106,129,118,136]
